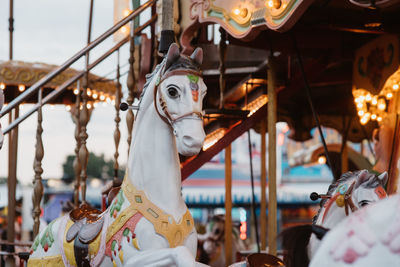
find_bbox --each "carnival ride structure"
[2,0,400,266]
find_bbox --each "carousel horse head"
[310,194,400,267]
[0,89,4,150]
[149,43,206,156]
[280,169,388,267]
[314,169,388,225]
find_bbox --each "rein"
[153,66,203,127]
[321,181,358,223]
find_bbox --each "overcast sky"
[0,0,145,184]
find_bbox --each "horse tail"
[279,224,312,267]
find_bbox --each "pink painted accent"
[343,247,359,263]
[91,212,110,266]
[192,90,199,102]
[375,186,387,199]
[105,212,143,257]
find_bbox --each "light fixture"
[377,99,386,111]
[92,92,98,99]
[66,105,71,111]
[87,88,92,96]
[318,155,326,165]
[393,84,399,91]
[18,85,25,92]
[386,92,393,99]
[87,103,92,109]
[0,83,5,90]
[100,94,105,101]
[123,9,131,17]
[120,26,128,34]
[233,8,240,15]
[73,88,79,95]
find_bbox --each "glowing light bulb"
[378,99,386,111]
[371,114,377,120]
[87,88,92,96]
[73,88,79,95]
[386,92,393,99]
[121,26,127,34]
[87,103,92,109]
[358,110,365,116]
[106,97,111,103]
[233,8,240,15]
[18,85,25,92]
[0,83,5,90]
[123,9,131,17]
[371,97,378,105]
[357,103,363,108]
[66,105,71,111]
[92,92,98,99]
[366,94,372,101]
[393,84,399,91]
[267,0,274,7]
[100,94,105,101]
[93,102,98,108]
[377,116,382,122]
[318,155,326,165]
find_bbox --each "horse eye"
[167,87,179,99]
[359,201,369,207]
[214,229,220,235]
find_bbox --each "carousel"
[1,0,400,267]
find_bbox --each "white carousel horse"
[28,43,210,267]
[197,215,245,266]
[0,89,4,150]
[310,193,400,267]
[280,169,388,267]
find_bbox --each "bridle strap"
[344,181,358,216]
[153,67,203,127]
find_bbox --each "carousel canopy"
[0,60,117,105]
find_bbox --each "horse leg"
[122,246,209,267]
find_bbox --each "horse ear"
[378,171,388,186]
[165,43,180,70]
[190,47,203,66]
[356,169,370,187]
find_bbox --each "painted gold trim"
[121,175,194,248]
[27,255,64,267]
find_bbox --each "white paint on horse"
[310,194,400,267]
[28,44,210,267]
[123,44,207,266]
[0,89,4,149]
[308,170,388,259]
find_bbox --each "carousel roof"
[185,0,400,143]
[0,60,117,105]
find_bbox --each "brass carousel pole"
[73,81,81,207]
[267,54,277,256]
[79,0,94,204]
[32,88,44,238]
[260,120,267,250]
[114,49,122,182]
[126,19,136,155]
[218,27,232,265]
[7,1,17,265]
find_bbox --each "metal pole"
[9,0,14,60]
[267,54,277,256]
[224,145,233,265]
[260,120,267,250]
[6,106,18,267]
[248,130,260,252]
